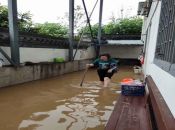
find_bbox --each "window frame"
[154,0,175,77]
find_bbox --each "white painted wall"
[0,46,95,65]
[100,45,142,59]
[142,1,175,117]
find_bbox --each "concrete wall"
[142,1,175,117]
[0,46,95,65]
[100,45,142,59]
[0,59,92,88]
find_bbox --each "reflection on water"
[19,82,118,130]
[0,66,140,130]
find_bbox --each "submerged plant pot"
[53,57,65,63]
[133,66,142,74]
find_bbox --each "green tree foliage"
[73,5,85,29]
[18,12,33,32]
[0,4,33,31]
[78,17,143,38]
[0,4,68,38]
[1,3,142,39]
[104,17,143,35]
[103,22,120,35]
[78,24,105,38]
[0,5,8,27]
[60,5,85,30]
[35,23,68,38]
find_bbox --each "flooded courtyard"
[0,66,142,130]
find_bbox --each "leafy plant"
[0,4,34,32]
[78,24,105,38]
[0,5,8,28]
[78,17,143,37]
[0,4,68,38]
[35,22,68,38]
[59,5,86,31]
[18,12,34,32]
[0,3,143,39]
[104,17,143,35]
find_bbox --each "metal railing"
[155,0,175,63]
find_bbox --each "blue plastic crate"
[121,84,145,96]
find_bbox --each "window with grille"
[154,0,175,76]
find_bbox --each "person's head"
[99,53,111,61]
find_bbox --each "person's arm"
[108,59,118,73]
[86,63,94,68]
[86,59,99,68]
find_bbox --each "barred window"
[154,0,175,76]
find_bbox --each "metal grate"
[155,0,175,63]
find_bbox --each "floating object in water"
[121,78,134,84]
[133,66,142,74]
[121,78,145,96]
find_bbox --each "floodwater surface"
[0,66,142,130]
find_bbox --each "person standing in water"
[86,53,118,87]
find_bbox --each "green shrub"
[35,23,68,38]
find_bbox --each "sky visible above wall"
[0,0,143,24]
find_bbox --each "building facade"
[140,0,175,117]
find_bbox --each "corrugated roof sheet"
[106,40,143,46]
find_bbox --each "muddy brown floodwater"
[0,66,142,130]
